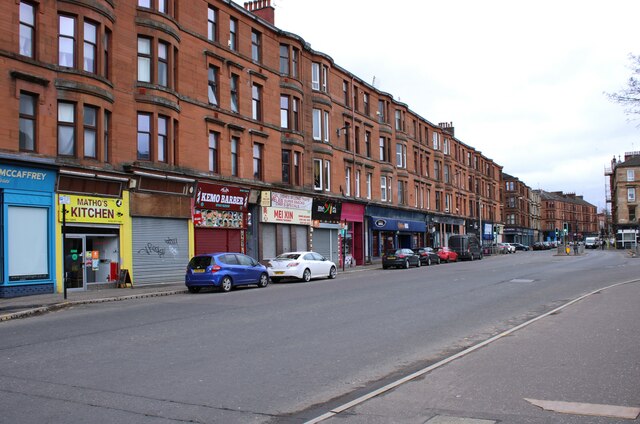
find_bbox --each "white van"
[584,237,599,249]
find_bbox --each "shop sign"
[58,194,127,224]
[311,199,342,221]
[270,192,312,211]
[260,191,271,207]
[374,219,387,228]
[0,164,55,191]
[193,209,245,228]
[261,206,311,225]
[195,182,249,212]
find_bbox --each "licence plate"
[387,256,396,260]
[274,271,284,275]
[193,269,205,273]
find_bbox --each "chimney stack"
[244,0,275,25]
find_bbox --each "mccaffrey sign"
[195,183,249,212]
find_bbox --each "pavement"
[1,260,639,424]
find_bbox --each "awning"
[369,216,426,232]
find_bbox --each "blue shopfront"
[366,206,426,259]
[0,163,57,297]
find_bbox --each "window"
[280,95,289,128]
[345,167,351,196]
[322,65,328,92]
[323,111,330,143]
[158,0,167,13]
[207,6,217,42]
[83,21,97,73]
[293,152,301,185]
[311,62,320,90]
[83,105,97,158]
[444,164,450,183]
[230,73,239,112]
[355,170,361,198]
[398,180,406,205]
[157,116,167,162]
[253,143,263,180]
[158,41,168,87]
[138,0,151,7]
[103,29,111,79]
[208,131,219,173]
[433,132,440,150]
[628,187,636,202]
[443,138,450,155]
[137,37,151,82]
[137,113,151,160]
[312,108,321,140]
[251,30,261,62]
[365,131,371,158]
[363,93,369,115]
[230,137,238,176]
[59,16,75,67]
[381,176,387,201]
[396,143,406,168]
[252,83,262,120]
[379,137,390,162]
[229,17,237,51]
[58,102,75,156]
[324,160,331,191]
[8,206,48,282]
[104,110,110,162]
[208,65,218,106]
[629,206,636,222]
[279,44,289,74]
[19,2,35,58]
[282,150,291,184]
[19,92,36,151]
[343,80,350,107]
[378,100,385,123]
[435,191,441,211]
[366,173,372,199]
[313,159,322,190]
[627,169,635,182]
[354,127,360,154]
[395,110,402,130]
[292,48,299,78]
[281,94,300,131]
[434,161,441,181]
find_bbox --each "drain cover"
[510,279,535,283]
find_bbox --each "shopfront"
[428,215,465,247]
[311,198,341,264]
[193,182,249,255]
[59,193,129,291]
[0,163,56,297]
[260,191,311,260]
[366,206,426,259]
[340,203,365,267]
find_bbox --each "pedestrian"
[573,242,579,255]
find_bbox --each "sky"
[266,0,640,211]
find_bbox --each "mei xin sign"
[195,183,249,212]
[58,194,127,224]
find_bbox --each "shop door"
[64,236,85,290]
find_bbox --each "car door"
[312,252,331,275]
[220,253,244,283]
[234,254,257,285]
[302,253,318,277]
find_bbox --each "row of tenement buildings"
[606,152,640,248]
[0,0,598,297]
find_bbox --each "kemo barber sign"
[195,183,249,212]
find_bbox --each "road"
[0,249,635,423]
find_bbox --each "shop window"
[8,206,49,282]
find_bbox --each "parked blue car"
[185,252,269,293]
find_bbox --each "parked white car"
[267,251,337,283]
[503,243,517,253]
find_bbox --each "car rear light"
[287,262,299,267]
[210,265,221,273]
[397,254,406,258]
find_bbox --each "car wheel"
[302,268,311,282]
[470,253,474,261]
[416,259,421,268]
[220,276,232,292]
[187,286,200,293]
[404,259,410,269]
[257,273,269,288]
[437,258,441,264]
[328,266,337,279]
[427,257,431,266]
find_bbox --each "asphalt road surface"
[0,249,635,423]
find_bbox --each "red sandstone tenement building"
[1,0,507,296]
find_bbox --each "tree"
[608,54,640,117]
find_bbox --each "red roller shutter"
[195,228,243,255]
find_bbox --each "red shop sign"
[195,183,249,212]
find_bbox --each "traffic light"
[563,222,568,235]
[555,228,559,238]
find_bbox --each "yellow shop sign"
[58,194,127,224]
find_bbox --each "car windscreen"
[384,249,400,255]
[275,253,300,260]
[189,256,212,269]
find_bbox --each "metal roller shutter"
[295,225,308,251]
[262,224,276,260]
[313,228,337,263]
[132,218,189,285]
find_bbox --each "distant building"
[502,173,541,245]
[535,190,598,242]
[606,152,640,248]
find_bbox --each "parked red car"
[437,246,459,263]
